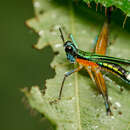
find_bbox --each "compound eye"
[65,46,73,52]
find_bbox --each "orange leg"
[76,58,112,115]
[95,22,109,55]
[85,65,112,115]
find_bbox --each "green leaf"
[83,0,130,17]
[24,0,130,129]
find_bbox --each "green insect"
[58,22,130,115]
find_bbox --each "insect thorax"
[66,53,76,63]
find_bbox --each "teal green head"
[59,28,78,63]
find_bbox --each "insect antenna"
[59,28,65,44]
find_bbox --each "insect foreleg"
[58,65,83,100]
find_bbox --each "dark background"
[0,0,54,130]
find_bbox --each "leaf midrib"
[74,72,82,130]
[70,3,82,129]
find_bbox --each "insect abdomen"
[98,62,130,84]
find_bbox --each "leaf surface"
[24,0,130,129]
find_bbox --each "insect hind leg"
[91,66,112,115]
[103,94,112,115]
